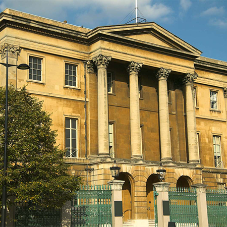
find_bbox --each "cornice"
[0,11,201,62]
[88,31,199,61]
[195,57,227,75]
[0,14,89,45]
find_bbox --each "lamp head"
[17,64,30,70]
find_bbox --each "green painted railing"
[153,190,158,227]
[15,203,61,227]
[206,188,227,227]
[169,187,199,227]
[71,185,112,227]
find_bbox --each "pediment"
[93,22,202,56]
[125,33,173,48]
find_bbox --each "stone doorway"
[116,172,133,222]
[146,174,160,219]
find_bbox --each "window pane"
[72,139,76,148]
[65,129,70,139]
[72,130,76,139]
[65,118,70,128]
[71,119,76,129]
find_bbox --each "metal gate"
[153,190,158,227]
[169,187,199,227]
[206,188,227,227]
[15,203,61,227]
[71,185,112,227]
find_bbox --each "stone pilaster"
[192,184,208,227]
[93,54,111,155]
[156,68,172,163]
[153,182,171,227]
[128,61,143,159]
[184,73,199,164]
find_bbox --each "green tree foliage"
[0,86,80,209]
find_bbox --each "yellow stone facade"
[1,8,227,222]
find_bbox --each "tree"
[0,86,80,210]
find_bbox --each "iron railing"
[206,188,227,227]
[169,187,199,227]
[71,185,112,227]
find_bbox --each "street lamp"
[1,46,29,227]
[110,161,120,180]
[156,168,166,182]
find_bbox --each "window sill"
[210,109,221,113]
[64,85,80,90]
[27,80,45,85]
[108,92,116,96]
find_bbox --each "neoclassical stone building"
[1,8,227,223]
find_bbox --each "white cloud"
[201,7,225,16]
[0,0,173,28]
[180,0,192,11]
[210,19,227,28]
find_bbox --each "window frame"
[64,62,78,88]
[193,86,198,108]
[109,122,115,158]
[210,90,218,110]
[27,54,45,84]
[213,134,223,168]
[65,117,79,158]
[107,71,115,94]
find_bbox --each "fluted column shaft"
[184,73,199,163]
[157,68,172,162]
[128,62,143,159]
[93,54,111,155]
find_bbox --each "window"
[138,76,143,98]
[210,91,218,110]
[197,132,200,160]
[65,118,77,157]
[140,125,143,153]
[213,135,222,168]
[193,87,197,107]
[109,123,114,158]
[107,72,113,93]
[65,63,77,87]
[29,56,42,81]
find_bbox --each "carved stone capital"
[224,87,227,98]
[93,54,111,68]
[183,72,198,85]
[86,60,95,73]
[127,61,143,74]
[156,68,171,80]
[0,43,21,60]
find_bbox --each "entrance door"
[116,172,132,222]
[146,174,160,219]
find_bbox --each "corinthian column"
[93,54,111,155]
[184,73,199,164]
[156,68,172,163]
[128,61,143,159]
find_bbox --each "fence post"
[153,182,170,227]
[192,184,208,227]
[108,180,124,227]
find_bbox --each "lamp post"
[1,46,29,227]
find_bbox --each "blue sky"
[0,0,226,62]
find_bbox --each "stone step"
[123,219,156,227]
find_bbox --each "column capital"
[192,183,207,193]
[224,87,227,98]
[0,43,21,59]
[108,180,125,190]
[86,60,95,73]
[153,182,170,192]
[183,72,198,85]
[156,67,171,80]
[93,54,111,68]
[127,61,142,74]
